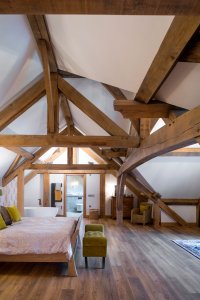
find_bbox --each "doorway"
[66,175,84,217]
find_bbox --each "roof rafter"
[4,155,21,178]
[58,76,132,138]
[27,15,57,72]
[134,16,200,103]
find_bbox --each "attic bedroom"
[0,2,200,299]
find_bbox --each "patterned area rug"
[173,240,200,259]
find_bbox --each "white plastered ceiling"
[46,15,174,92]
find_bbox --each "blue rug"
[173,240,200,260]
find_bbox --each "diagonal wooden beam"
[157,199,188,226]
[0,77,45,132]
[1,1,200,14]
[119,104,200,175]
[0,135,137,148]
[134,16,200,103]
[27,15,57,72]
[80,148,106,164]
[103,84,126,100]
[4,155,21,178]
[127,172,188,226]
[58,76,129,137]
[5,147,34,159]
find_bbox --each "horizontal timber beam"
[119,104,200,175]
[162,199,199,205]
[1,1,199,14]
[28,164,113,170]
[0,135,137,148]
[114,101,171,118]
[26,170,108,174]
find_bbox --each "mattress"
[0,217,77,260]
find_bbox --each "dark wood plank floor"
[1,219,200,300]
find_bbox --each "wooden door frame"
[65,174,85,217]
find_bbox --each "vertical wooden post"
[73,148,77,164]
[43,173,49,207]
[116,173,126,225]
[153,200,161,227]
[83,175,87,218]
[100,173,105,218]
[68,147,73,164]
[17,169,24,216]
[140,118,151,140]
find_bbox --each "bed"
[0,215,82,277]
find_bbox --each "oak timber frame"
[0,14,199,227]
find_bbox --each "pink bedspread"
[0,217,77,259]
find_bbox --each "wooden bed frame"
[0,215,82,277]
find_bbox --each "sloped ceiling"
[46,15,174,92]
[137,156,200,198]
[156,62,200,110]
[0,15,42,110]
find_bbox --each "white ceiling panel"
[0,148,17,178]
[46,15,173,92]
[69,102,109,136]
[156,62,200,110]
[1,96,47,135]
[0,15,43,110]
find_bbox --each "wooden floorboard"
[1,219,200,299]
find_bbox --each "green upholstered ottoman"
[83,224,107,268]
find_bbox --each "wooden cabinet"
[111,196,134,219]
[89,209,99,220]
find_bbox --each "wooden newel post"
[116,173,127,225]
[17,169,24,216]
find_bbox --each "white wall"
[105,174,116,215]
[24,174,41,207]
[138,156,200,223]
[86,174,100,215]
[161,206,196,223]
